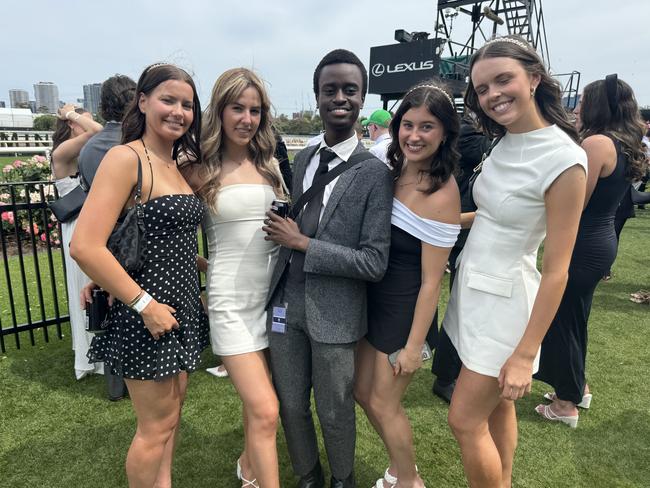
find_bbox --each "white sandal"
[535,403,578,428]
[236,459,259,488]
[543,391,592,409]
[207,364,229,378]
[373,468,398,488]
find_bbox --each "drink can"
[271,199,289,219]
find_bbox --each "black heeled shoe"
[298,461,325,488]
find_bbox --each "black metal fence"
[0,180,210,354]
[0,180,68,353]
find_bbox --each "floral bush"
[1,155,60,246]
[1,155,51,183]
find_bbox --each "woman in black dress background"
[534,75,647,427]
[354,84,461,488]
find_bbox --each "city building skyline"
[33,82,59,114]
[82,83,101,114]
[9,89,29,109]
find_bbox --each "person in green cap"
[362,109,392,165]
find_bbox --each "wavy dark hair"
[121,63,201,162]
[464,35,578,142]
[100,74,136,122]
[580,76,646,181]
[52,107,88,151]
[386,82,460,194]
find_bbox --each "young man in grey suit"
[264,49,393,488]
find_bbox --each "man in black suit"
[78,74,135,401]
[264,50,392,488]
[431,115,490,402]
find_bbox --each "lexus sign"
[369,39,442,97]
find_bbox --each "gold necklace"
[397,172,424,187]
[142,140,173,168]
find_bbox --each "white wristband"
[64,110,76,120]
[131,291,153,314]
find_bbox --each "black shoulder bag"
[48,175,89,223]
[106,145,153,273]
[289,150,375,220]
[467,136,502,209]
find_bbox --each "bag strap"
[289,150,375,220]
[123,145,148,220]
[472,135,503,174]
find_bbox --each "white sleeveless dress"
[55,176,103,379]
[204,184,279,355]
[443,125,587,378]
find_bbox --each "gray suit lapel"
[267,144,319,300]
[317,142,367,234]
[292,144,319,201]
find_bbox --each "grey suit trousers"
[268,319,356,479]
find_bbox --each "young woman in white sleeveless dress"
[50,104,103,379]
[186,68,285,488]
[443,37,588,488]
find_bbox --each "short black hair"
[99,74,136,122]
[640,108,650,122]
[313,49,368,99]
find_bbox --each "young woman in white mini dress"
[443,37,588,488]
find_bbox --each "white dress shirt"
[302,133,358,221]
[369,132,392,165]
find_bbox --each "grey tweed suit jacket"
[267,141,393,344]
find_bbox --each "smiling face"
[221,86,262,148]
[138,79,194,141]
[471,56,540,133]
[398,105,445,166]
[316,63,364,143]
[573,99,582,132]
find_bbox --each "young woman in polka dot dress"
[71,63,209,488]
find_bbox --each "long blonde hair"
[199,68,285,210]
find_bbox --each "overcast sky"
[4,0,650,116]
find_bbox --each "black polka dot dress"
[88,194,210,381]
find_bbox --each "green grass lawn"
[0,247,69,337]
[0,212,649,487]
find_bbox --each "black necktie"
[288,148,337,281]
[299,148,337,237]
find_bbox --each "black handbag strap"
[289,150,375,220]
[123,145,153,220]
[472,135,503,174]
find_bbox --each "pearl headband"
[406,84,455,108]
[145,62,172,72]
[483,37,530,50]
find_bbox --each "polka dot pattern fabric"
[87,194,210,381]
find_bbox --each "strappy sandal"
[630,290,650,304]
[543,391,592,409]
[534,403,578,428]
[373,468,398,488]
[236,459,259,488]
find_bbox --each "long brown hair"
[52,108,88,151]
[199,68,285,210]
[121,63,201,162]
[580,76,646,181]
[386,83,460,194]
[464,35,578,142]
